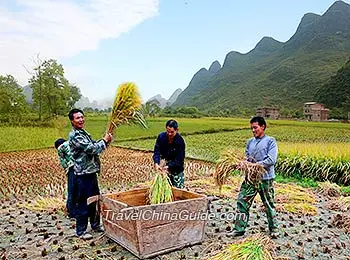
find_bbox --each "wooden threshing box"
[99,188,208,259]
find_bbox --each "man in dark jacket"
[153,119,185,188]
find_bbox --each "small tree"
[29,59,81,119]
[0,75,28,122]
[143,100,162,117]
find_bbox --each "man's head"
[68,108,85,129]
[54,138,66,149]
[165,119,178,140]
[250,116,266,138]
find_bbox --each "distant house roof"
[304,102,317,105]
[257,107,280,110]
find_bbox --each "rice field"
[1,117,350,259]
[116,118,350,185]
[1,116,350,185]
[118,126,350,161]
[0,116,248,152]
[0,147,213,200]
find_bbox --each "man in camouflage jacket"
[68,108,112,240]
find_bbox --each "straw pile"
[332,213,350,233]
[211,234,275,260]
[318,181,341,197]
[19,196,65,213]
[106,82,146,134]
[215,148,266,190]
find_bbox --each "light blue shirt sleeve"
[257,138,278,168]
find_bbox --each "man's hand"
[154,163,162,171]
[103,133,113,144]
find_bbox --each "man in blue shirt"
[153,119,186,188]
[232,116,278,237]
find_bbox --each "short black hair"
[54,138,66,149]
[68,108,84,121]
[250,116,266,129]
[166,119,178,130]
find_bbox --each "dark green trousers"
[234,179,278,233]
[168,171,185,189]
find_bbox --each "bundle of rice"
[106,82,146,134]
[318,181,341,197]
[211,234,275,260]
[215,148,266,190]
[331,213,350,233]
[19,196,65,213]
[327,196,350,211]
[148,172,174,204]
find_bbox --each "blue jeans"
[73,173,101,236]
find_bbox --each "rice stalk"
[318,181,341,197]
[215,148,266,190]
[211,234,275,260]
[148,171,174,204]
[327,196,350,211]
[106,82,147,134]
[18,196,65,213]
[332,213,350,233]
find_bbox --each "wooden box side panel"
[136,197,208,229]
[106,188,148,207]
[136,197,208,256]
[172,187,205,200]
[101,197,139,254]
[139,220,205,256]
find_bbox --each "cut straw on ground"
[210,234,275,260]
[18,196,65,213]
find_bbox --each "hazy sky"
[0,0,348,103]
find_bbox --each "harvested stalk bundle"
[214,148,266,190]
[215,149,244,189]
[106,82,146,135]
[19,196,65,213]
[148,172,174,204]
[331,213,350,233]
[318,181,341,197]
[237,160,266,185]
[211,234,275,260]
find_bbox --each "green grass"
[340,186,350,195]
[274,174,319,188]
[0,116,250,152]
[2,116,350,156]
[117,123,350,162]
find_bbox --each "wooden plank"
[122,197,208,229]
[138,220,205,257]
[172,187,205,200]
[107,188,148,206]
[101,197,139,253]
[141,240,202,259]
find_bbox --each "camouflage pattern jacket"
[57,141,74,174]
[68,127,106,175]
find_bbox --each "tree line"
[0,59,81,125]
